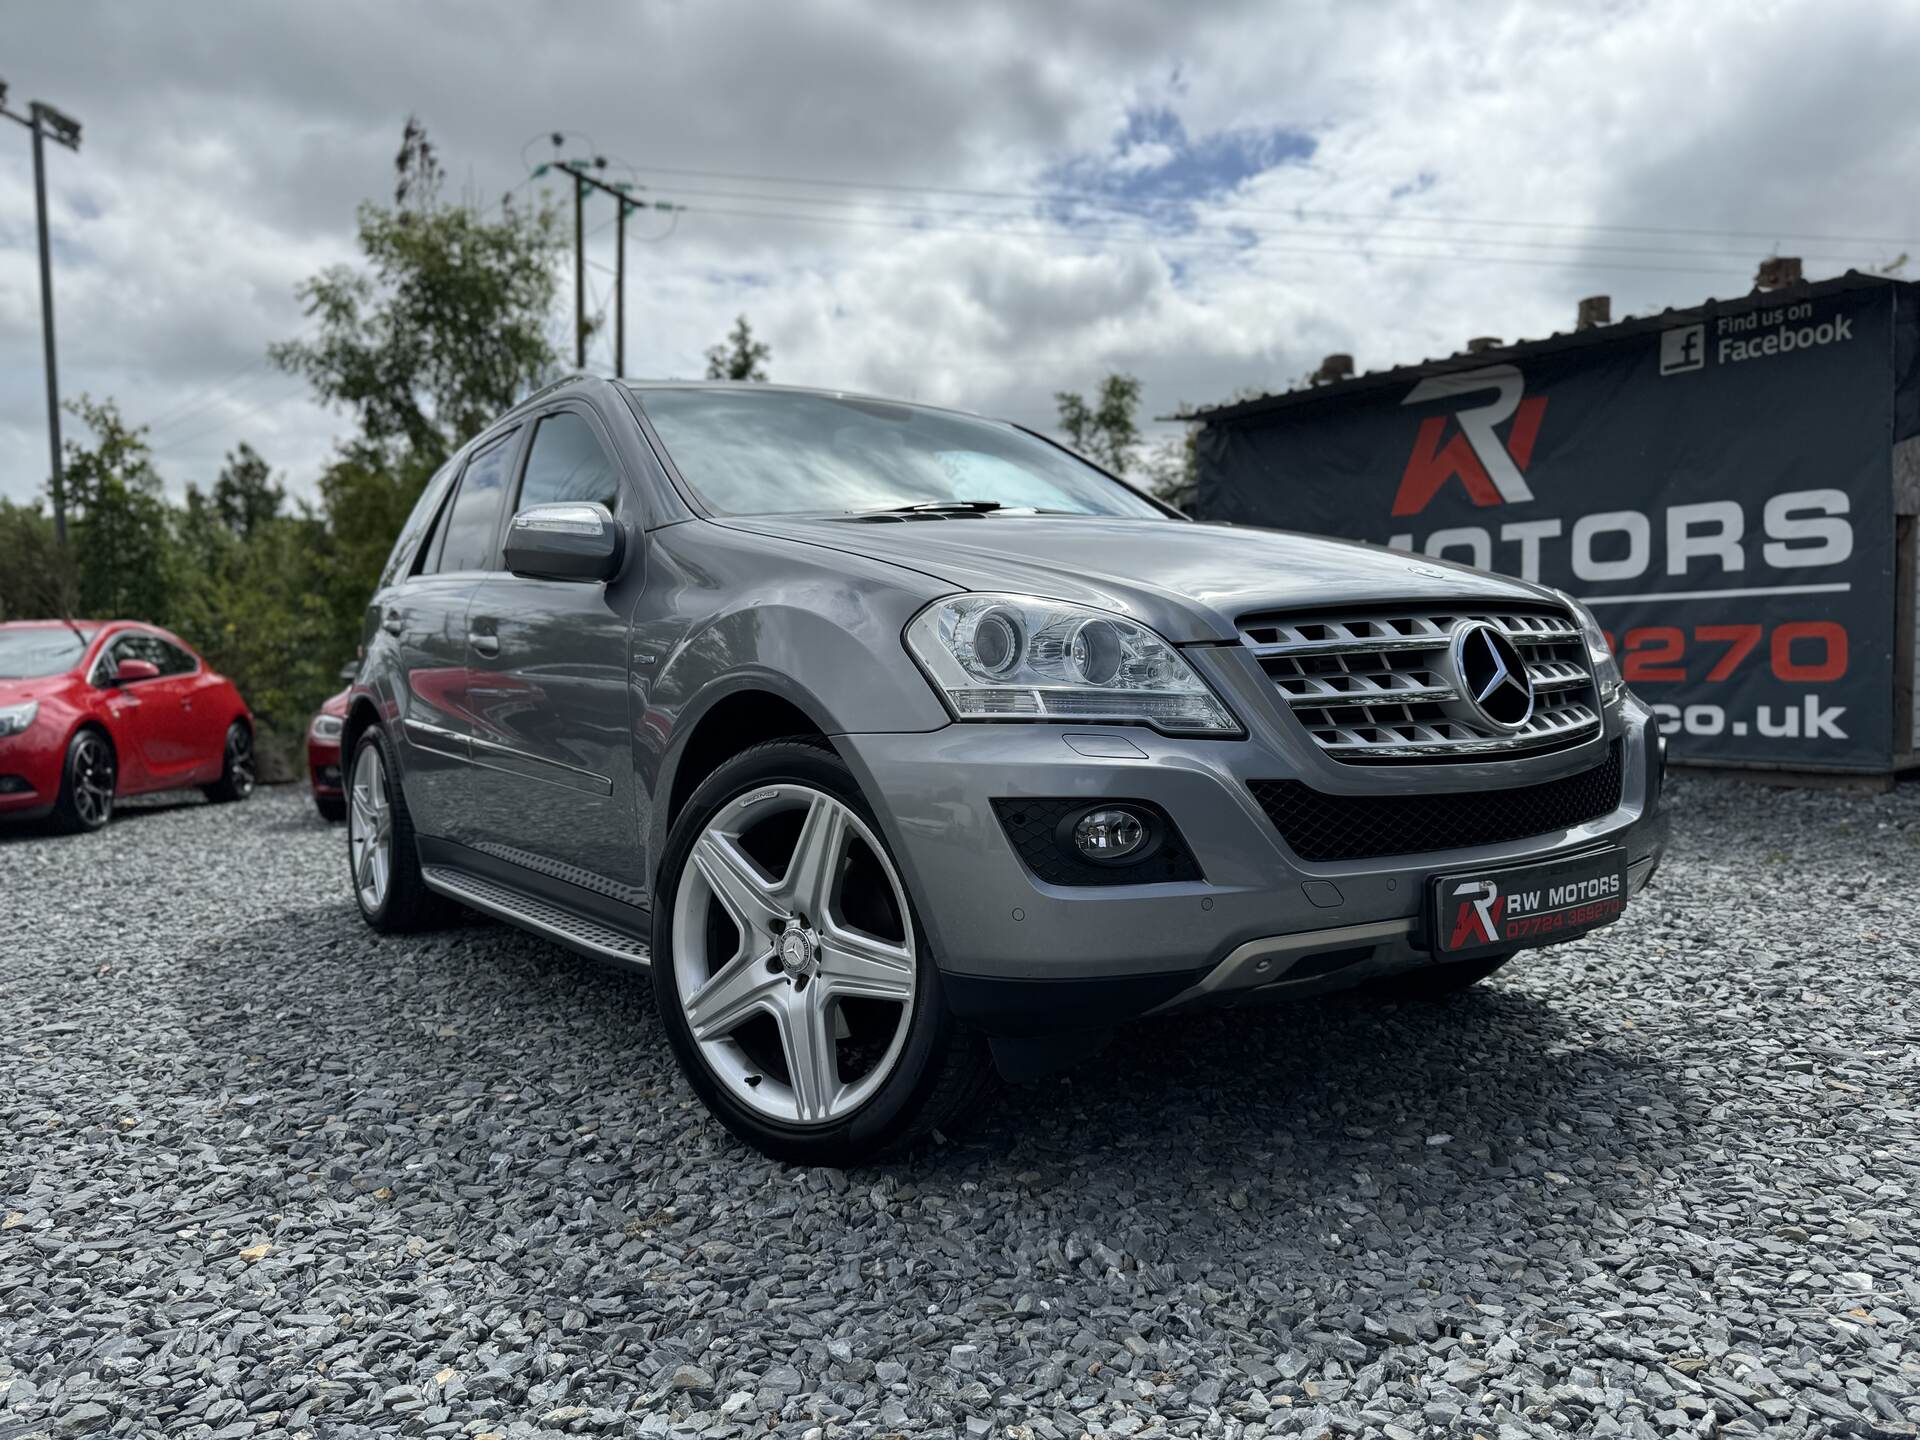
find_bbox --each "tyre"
[202,721,256,803]
[48,728,116,834]
[346,725,451,932]
[651,738,992,1166]
[315,794,347,823]
[1372,952,1515,1000]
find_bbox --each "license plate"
[1431,848,1628,958]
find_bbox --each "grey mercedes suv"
[342,376,1667,1164]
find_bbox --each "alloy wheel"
[71,735,115,828]
[227,725,256,797]
[672,783,918,1126]
[348,744,393,913]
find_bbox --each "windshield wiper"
[853,500,1011,517]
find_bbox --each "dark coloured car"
[338,378,1667,1164]
[0,620,255,832]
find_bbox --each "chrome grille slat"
[1241,603,1602,764]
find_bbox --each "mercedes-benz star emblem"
[1450,621,1535,730]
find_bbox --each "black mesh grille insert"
[992,798,1203,886]
[1250,741,1623,862]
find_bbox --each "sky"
[4,0,1920,506]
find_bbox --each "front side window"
[635,388,1165,520]
[431,434,517,574]
[518,412,621,513]
[99,632,167,681]
[0,627,92,678]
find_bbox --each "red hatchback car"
[0,620,256,832]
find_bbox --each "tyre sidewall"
[57,729,114,832]
[651,742,958,1164]
[348,727,400,929]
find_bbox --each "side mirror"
[504,502,624,582]
[111,658,161,685]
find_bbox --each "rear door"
[462,405,643,902]
[386,428,522,840]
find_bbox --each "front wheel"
[202,722,256,803]
[315,794,347,823]
[48,729,116,834]
[651,739,992,1166]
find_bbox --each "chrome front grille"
[1240,605,1602,762]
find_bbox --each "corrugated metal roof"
[1177,269,1913,425]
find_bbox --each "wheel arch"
[659,681,835,840]
[340,693,384,782]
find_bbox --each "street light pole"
[30,114,65,544]
[2,83,83,547]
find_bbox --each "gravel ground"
[2,778,1918,1440]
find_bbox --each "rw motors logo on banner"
[1381,326,1869,760]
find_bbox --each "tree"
[1141,427,1199,511]
[211,442,284,541]
[271,117,562,474]
[61,396,173,621]
[705,315,771,381]
[1055,373,1142,475]
[0,498,75,621]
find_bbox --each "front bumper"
[308,737,343,799]
[838,693,1667,1034]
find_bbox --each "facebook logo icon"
[1659,324,1706,376]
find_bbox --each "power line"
[641,199,1764,278]
[627,179,1893,268]
[616,158,1920,250]
[145,381,312,457]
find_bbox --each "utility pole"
[572,168,585,370]
[541,150,681,378]
[2,82,83,546]
[614,192,627,379]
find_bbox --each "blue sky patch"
[1042,105,1315,235]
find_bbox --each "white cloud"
[2,0,1917,506]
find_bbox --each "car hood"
[0,674,74,706]
[722,515,1558,642]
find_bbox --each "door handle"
[382,609,403,637]
[470,632,500,658]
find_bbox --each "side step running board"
[421,864,651,969]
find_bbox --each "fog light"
[1072,807,1148,862]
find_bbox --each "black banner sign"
[1198,286,1905,768]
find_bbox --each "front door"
[462,407,643,906]
[93,631,191,786]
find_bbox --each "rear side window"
[153,638,197,675]
[430,435,516,574]
[381,459,458,588]
[518,412,621,513]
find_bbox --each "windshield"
[0,627,92,679]
[637,388,1166,519]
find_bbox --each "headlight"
[310,713,344,742]
[0,701,39,738]
[1556,591,1624,705]
[905,594,1239,734]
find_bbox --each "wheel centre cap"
[778,920,820,979]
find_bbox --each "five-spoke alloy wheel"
[345,724,447,933]
[349,742,392,915]
[673,782,919,1127]
[654,739,990,1165]
[52,729,116,833]
[204,721,256,803]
